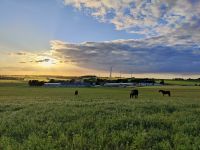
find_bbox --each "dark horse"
[130,89,139,98]
[74,90,79,96]
[159,90,171,97]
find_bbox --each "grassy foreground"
[0,83,200,149]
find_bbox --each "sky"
[0,0,200,78]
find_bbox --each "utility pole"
[109,66,112,79]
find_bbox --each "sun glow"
[41,60,55,67]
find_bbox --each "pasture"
[0,82,200,149]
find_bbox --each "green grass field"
[0,81,200,149]
[163,80,200,86]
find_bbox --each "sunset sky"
[1,0,200,78]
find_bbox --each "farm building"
[61,82,92,87]
[103,82,161,87]
[104,83,134,87]
[43,82,92,87]
[44,83,62,87]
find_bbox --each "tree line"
[28,80,45,86]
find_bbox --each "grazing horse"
[130,89,139,99]
[159,90,171,97]
[74,90,79,96]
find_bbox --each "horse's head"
[159,90,162,93]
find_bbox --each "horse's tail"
[169,92,171,97]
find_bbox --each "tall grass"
[0,84,200,149]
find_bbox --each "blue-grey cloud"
[50,24,200,73]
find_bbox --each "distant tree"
[49,79,56,83]
[83,78,97,85]
[160,80,165,85]
[116,79,128,83]
[96,78,106,85]
[69,79,76,83]
[174,78,184,81]
[28,80,44,86]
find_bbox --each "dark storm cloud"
[50,32,200,73]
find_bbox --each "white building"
[104,83,134,87]
[44,83,62,87]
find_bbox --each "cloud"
[50,26,200,73]
[64,0,200,37]
[8,52,27,56]
[16,52,26,55]
[2,17,200,74]
[2,36,200,74]
[3,0,200,74]
[19,61,26,64]
[35,58,51,63]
